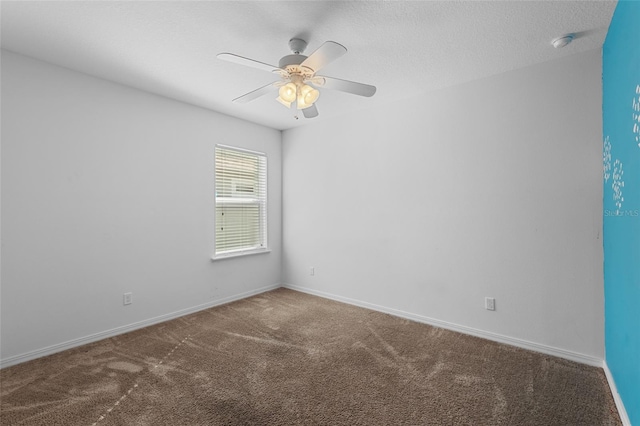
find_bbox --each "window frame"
[212,144,269,260]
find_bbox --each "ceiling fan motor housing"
[279,54,307,69]
[279,38,314,75]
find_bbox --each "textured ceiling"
[1,1,616,131]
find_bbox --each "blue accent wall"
[603,1,640,423]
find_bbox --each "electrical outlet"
[310,267,315,276]
[123,292,132,305]
[485,297,495,311]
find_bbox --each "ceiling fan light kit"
[217,38,376,119]
[275,73,319,110]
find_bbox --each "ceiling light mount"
[288,38,308,55]
[551,34,575,49]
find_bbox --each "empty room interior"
[1,1,638,425]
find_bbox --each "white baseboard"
[0,283,281,369]
[282,283,603,367]
[603,361,632,426]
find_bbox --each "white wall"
[1,47,605,366]
[282,49,604,360]
[0,50,282,365]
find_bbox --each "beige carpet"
[1,288,621,425]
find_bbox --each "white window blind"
[215,145,267,257]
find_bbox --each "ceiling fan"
[217,38,376,119]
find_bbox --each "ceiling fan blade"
[217,53,282,73]
[313,76,376,97]
[232,82,278,104]
[301,104,319,119]
[300,41,347,73]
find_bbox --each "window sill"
[211,248,271,261]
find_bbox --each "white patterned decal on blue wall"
[602,3,640,423]
[612,159,625,213]
[603,136,612,182]
[633,84,640,148]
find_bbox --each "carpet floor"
[0,288,621,425]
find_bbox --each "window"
[214,145,268,258]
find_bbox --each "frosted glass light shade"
[297,84,320,109]
[278,83,297,103]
